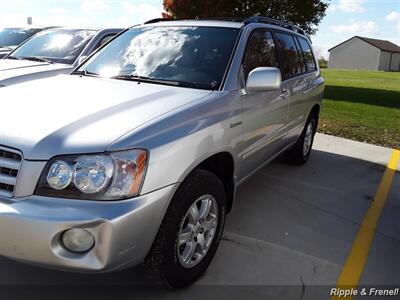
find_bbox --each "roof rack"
[144,18,175,24]
[143,16,308,37]
[196,17,248,23]
[243,16,306,35]
[144,17,248,24]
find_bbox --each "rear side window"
[242,30,279,81]
[298,37,317,72]
[275,33,302,79]
[294,37,307,73]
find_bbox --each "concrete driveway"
[0,133,399,300]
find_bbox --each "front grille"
[0,146,23,198]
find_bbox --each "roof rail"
[197,17,247,22]
[144,18,174,24]
[145,17,248,24]
[244,16,306,35]
[143,16,310,40]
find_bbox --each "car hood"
[0,59,71,84]
[0,75,212,160]
[0,59,51,71]
[0,49,11,58]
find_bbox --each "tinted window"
[93,34,116,51]
[294,37,307,73]
[242,30,278,80]
[0,28,41,48]
[298,37,317,71]
[80,27,239,90]
[275,33,302,79]
[11,29,96,64]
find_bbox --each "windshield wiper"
[112,74,214,90]
[6,56,20,60]
[72,70,99,77]
[111,74,187,87]
[21,56,55,64]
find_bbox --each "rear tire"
[145,169,226,288]
[283,115,317,165]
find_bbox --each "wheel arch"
[192,151,236,213]
[310,104,321,129]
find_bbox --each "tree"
[162,0,329,35]
[313,46,328,68]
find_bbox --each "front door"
[239,29,290,179]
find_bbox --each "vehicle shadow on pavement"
[0,149,398,300]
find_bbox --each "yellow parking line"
[332,149,400,300]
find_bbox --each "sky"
[0,0,399,59]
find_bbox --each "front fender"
[108,91,243,195]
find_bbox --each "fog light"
[61,228,95,253]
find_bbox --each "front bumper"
[0,184,177,272]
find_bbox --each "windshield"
[79,26,240,90]
[10,29,96,64]
[0,28,41,49]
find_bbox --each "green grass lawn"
[319,69,400,149]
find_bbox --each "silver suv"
[0,17,324,287]
[0,27,45,58]
[0,28,122,87]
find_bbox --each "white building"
[328,36,400,71]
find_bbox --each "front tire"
[145,169,226,288]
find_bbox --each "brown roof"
[329,36,400,53]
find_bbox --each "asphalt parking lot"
[0,133,399,300]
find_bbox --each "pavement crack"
[365,195,374,202]
[297,275,306,300]
[221,236,243,246]
[223,232,343,268]
[222,235,264,251]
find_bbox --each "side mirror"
[246,67,282,92]
[77,55,88,65]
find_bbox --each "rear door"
[239,29,290,178]
[293,36,320,136]
[274,32,312,141]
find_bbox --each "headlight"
[47,160,73,190]
[74,155,114,194]
[35,149,147,200]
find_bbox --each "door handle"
[230,121,243,128]
[280,89,290,99]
